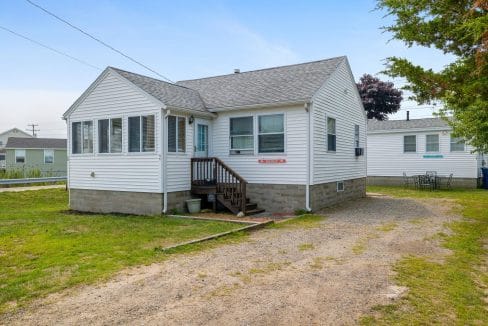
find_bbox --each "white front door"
[194,119,210,157]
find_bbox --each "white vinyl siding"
[367,131,479,178]
[212,106,307,184]
[67,70,162,193]
[312,59,367,184]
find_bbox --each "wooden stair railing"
[191,157,248,214]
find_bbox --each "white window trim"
[257,113,286,154]
[326,114,337,153]
[167,115,186,154]
[403,135,417,153]
[71,120,94,155]
[15,149,26,163]
[128,114,156,154]
[229,115,255,155]
[450,135,465,152]
[97,117,123,155]
[425,134,440,153]
[337,181,344,192]
[44,149,54,164]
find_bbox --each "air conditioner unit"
[355,148,364,156]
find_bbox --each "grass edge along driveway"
[0,188,245,314]
[361,186,488,325]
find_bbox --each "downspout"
[305,102,312,212]
[162,109,171,214]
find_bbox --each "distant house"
[0,128,33,170]
[63,56,367,215]
[367,118,486,188]
[5,137,67,177]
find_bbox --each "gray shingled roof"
[110,67,207,112]
[5,137,67,149]
[176,56,345,110]
[368,118,450,132]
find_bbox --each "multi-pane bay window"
[129,115,155,152]
[404,135,416,153]
[167,116,186,153]
[98,118,122,153]
[230,116,253,154]
[258,114,284,153]
[426,134,439,152]
[72,121,93,154]
[450,135,465,152]
[327,117,336,152]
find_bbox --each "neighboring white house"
[0,128,33,169]
[63,56,367,215]
[367,118,485,188]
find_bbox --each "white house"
[367,117,485,188]
[63,56,367,215]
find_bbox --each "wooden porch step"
[245,208,266,215]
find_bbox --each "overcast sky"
[0,0,454,138]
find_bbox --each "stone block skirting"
[69,189,193,215]
[246,183,306,214]
[310,177,366,211]
[367,176,478,188]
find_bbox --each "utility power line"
[26,123,40,137]
[0,25,101,70]
[26,0,174,83]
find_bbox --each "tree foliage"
[377,0,488,152]
[356,74,403,120]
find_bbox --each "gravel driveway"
[1,194,457,325]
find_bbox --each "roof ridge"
[108,67,199,93]
[177,56,346,83]
[369,117,442,123]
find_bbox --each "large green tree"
[377,0,488,152]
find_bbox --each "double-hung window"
[167,115,186,153]
[258,114,284,153]
[98,118,122,153]
[404,135,416,153]
[15,149,26,163]
[230,116,253,154]
[327,117,336,152]
[450,135,465,152]
[426,134,439,152]
[354,124,360,148]
[129,115,155,152]
[72,121,93,154]
[44,149,54,164]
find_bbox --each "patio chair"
[418,174,434,191]
[402,172,410,188]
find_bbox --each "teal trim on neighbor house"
[5,148,67,176]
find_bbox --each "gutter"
[162,109,171,214]
[305,101,312,212]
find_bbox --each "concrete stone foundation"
[246,183,306,214]
[69,189,193,215]
[310,178,367,211]
[367,176,478,189]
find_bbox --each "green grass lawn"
[362,186,488,325]
[0,189,242,313]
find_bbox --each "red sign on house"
[258,159,287,164]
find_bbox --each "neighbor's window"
[426,134,439,152]
[450,135,465,152]
[71,121,93,154]
[129,115,155,153]
[403,135,416,153]
[354,124,360,148]
[167,115,185,153]
[230,116,253,154]
[44,149,54,164]
[258,114,284,153]
[327,117,336,151]
[98,118,122,153]
[15,149,25,163]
